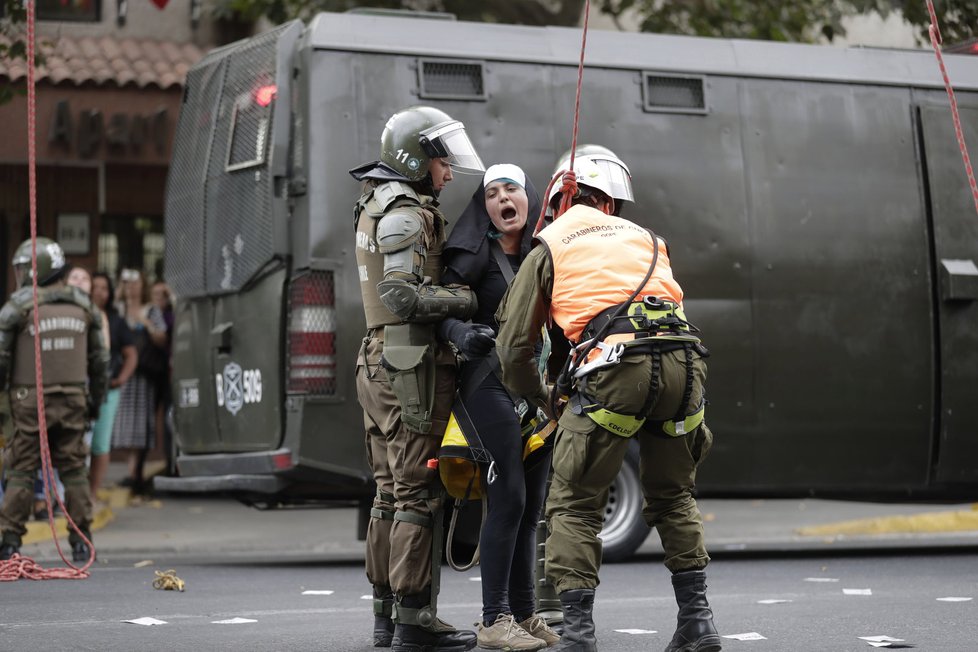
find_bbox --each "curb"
[22,486,131,545]
[796,504,978,537]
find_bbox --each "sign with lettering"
[57,213,90,255]
[48,99,169,158]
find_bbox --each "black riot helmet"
[12,237,67,288]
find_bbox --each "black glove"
[88,399,101,422]
[440,319,496,359]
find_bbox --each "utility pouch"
[381,323,436,434]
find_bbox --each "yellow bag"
[438,396,494,502]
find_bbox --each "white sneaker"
[476,613,546,651]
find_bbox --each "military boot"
[1,532,21,561]
[553,589,597,651]
[392,591,477,652]
[374,585,396,647]
[69,530,94,563]
[664,569,722,652]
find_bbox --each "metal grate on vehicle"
[642,73,708,114]
[287,270,337,396]
[164,57,226,297]
[164,22,295,298]
[418,59,486,101]
[203,26,285,295]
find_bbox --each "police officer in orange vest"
[494,157,721,652]
[351,106,487,652]
[0,237,108,562]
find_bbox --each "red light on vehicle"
[971,43,978,54]
[255,85,277,107]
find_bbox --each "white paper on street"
[859,636,905,642]
[212,617,257,624]
[123,617,168,626]
[301,590,335,595]
[757,599,792,604]
[723,632,767,641]
[936,597,972,602]
[843,588,873,595]
[803,577,839,582]
[614,629,657,635]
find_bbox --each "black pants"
[460,359,551,625]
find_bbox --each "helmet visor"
[590,156,634,203]
[421,121,485,175]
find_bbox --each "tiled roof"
[0,34,205,89]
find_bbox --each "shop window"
[98,215,163,283]
[37,0,101,22]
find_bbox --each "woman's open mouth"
[501,207,518,221]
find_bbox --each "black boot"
[391,591,477,652]
[1,533,21,561]
[70,531,94,563]
[665,570,722,652]
[554,589,597,651]
[374,585,395,647]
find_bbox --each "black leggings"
[459,360,551,625]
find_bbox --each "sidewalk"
[16,462,978,562]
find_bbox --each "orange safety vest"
[536,204,683,343]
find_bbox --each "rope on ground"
[153,569,186,591]
[0,554,90,581]
[926,0,978,217]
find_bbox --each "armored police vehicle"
[159,10,978,561]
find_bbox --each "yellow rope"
[152,569,186,592]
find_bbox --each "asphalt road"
[2,551,976,651]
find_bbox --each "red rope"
[0,0,91,582]
[533,0,590,236]
[926,0,978,217]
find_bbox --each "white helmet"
[547,158,617,209]
[552,144,634,204]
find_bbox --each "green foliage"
[211,0,585,29]
[600,0,978,44]
[1,0,29,105]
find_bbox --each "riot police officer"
[0,238,108,562]
[351,106,486,652]
[495,157,721,652]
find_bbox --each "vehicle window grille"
[418,59,486,100]
[642,73,708,114]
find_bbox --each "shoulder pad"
[0,298,26,330]
[376,208,423,254]
[361,182,423,220]
[375,181,421,209]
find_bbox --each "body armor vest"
[11,300,89,386]
[355,181,447,329]
[536,205,683,343]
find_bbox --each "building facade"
[0,0,219,293]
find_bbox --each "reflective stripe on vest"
[535,205,684,343]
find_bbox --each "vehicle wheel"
[599,443,650,563]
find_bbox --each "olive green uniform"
[354,179,470,607]
[495,246,713,593]
[0,284,108,549]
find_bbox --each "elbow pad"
[377,279,477,323]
